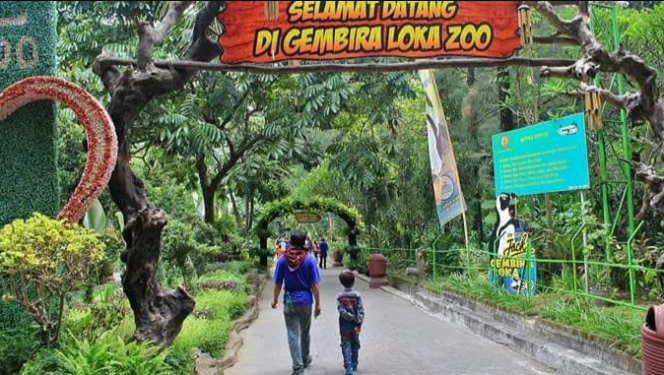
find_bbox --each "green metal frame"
[591,3,636,262]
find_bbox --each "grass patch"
[172,289,247,359]
[417,272,643,358]
[540,300,642,357]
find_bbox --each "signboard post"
[217,1,521,64]
[490,112,591,297]
[492,112,590,197]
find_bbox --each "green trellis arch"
[255,197,365,269]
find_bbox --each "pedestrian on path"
[318,238,329,269]
[337,270,365,375]
[271,230,322,375]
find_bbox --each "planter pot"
[643,305,664,375]
[333,248,343,267]
[368,254,388,289]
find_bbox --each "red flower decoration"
[0,76,118,223]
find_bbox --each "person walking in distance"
[318,238,329,269]
[272,230,322,375]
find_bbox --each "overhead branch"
[534,35,579,46]
[96,56,578,74]
[531,1,663,137]
[525,1,580,39]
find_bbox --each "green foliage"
[0,213,106,344]
[0,2,59,227]
[19,348,62,375]
[171,263,249,364]
[0,325,41,375]
[540,300,641,357]
[55,329,172,375]
[172,290,246,358]
[162,219,201,289]
[64,285,129,343]
[257,196,365,235]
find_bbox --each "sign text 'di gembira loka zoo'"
[217,1,522,64]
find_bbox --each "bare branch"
[211,135,266,189]
[525,1,578,38]
[636,163,664,213]
[137,1,193,70]
[534,35,579,46]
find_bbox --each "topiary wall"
[0,1,59,339]
[0,1,59,226]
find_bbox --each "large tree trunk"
[498,67,516,132]
[93,1,223,346]
[203,187,216,224]
[465,68,484,243]
[229,190,242,226]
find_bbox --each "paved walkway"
[227,267,556,375]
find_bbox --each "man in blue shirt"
[272,230,321,375]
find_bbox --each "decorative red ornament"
[0,76,117,223]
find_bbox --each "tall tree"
[92,1,223,346]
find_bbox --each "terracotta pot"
[333,248,343,267]
[368,254,388,289]
[643,305,664,375]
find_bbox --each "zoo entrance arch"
[255,198,364,269]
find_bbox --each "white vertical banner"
[419,70,467,227]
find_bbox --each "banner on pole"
[216,1,522,64]
[419,70,465,227]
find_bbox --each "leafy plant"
[0,325,40,375]
[56,329,172,375]
[0,213,106,344]
[64,285,129,342]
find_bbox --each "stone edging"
[194,269,265,375]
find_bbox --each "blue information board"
[492,113,590,197]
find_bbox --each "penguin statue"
[488,192,521,257]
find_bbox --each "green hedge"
[0,2,59,361]
[0,1,59,226]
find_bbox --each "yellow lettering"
[254,30,276,57]
[288,1,303,22]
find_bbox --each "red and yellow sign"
[217,1,522,64]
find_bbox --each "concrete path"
[226,267,557,375]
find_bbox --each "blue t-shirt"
[319,242,329,256]
[274,255,320,305]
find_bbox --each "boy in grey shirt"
[337,270,365,375]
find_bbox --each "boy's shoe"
[345,369,353,375]
[303,355,312,368]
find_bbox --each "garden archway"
[255,197,364,269]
